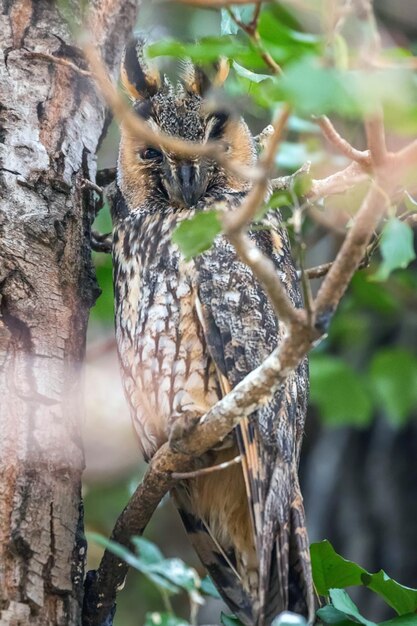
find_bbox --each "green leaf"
[266,191,292,210]
[144,613,191,626]
[131,536,164,564]
[311,540,417,616]
[87,533,146,571]
[351,272,399,316]
[311,540,365,595]
[88,534,180,594]
[271,612,308,626]
[148,36,262,67]
[370,349,417,425]
[200,576,221,598]
[132,538,200,593]
[372,218,416,282]
[221,613,245,626]
[316,605,359,625]
[363,570,417,616]
[274,57,364,118]
[232,61,272,83]
[153,558,199,591]
[172,211,222,260]
[309,355,373,427]
[329,589,376,626]
[258,10,321,48]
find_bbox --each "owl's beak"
[174,163,206,208]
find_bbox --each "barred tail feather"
[288,489,315,623]
[171,484,255,626]
[259,469,314,626]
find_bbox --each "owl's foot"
[169,410,202,454]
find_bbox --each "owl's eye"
[139,148,163,162]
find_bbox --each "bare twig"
[309,161,370,200]
[82,178,104,197]
[25,50,91,77]
[228,6,283,75]
[314,177,391,322]
[169,332,313,456]
[270,162,311,192]
[393,139,417,171]
[303,236,379,279]
[226,105,291,232]
[271,161,370,201]
[315,116,371,165]
[172,455,241,479]
[291,192,314,320]
[221,106,304,328]
[304,261,333,280]
[365,110,387,167]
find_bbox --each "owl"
[112,38,314,626]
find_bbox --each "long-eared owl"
[112,38,314,626]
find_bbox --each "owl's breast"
[113,212,220,461]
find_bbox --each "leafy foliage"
[372,219,416,282]
[90,534,201,601]
[370,349,417,425]
[309,354,373,427]
[311,540,417,624]
[172,211,222,260]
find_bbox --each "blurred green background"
[83,2,417,624]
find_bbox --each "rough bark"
[0,2,137,625]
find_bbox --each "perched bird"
[112,37,314,626]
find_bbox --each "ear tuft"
[181,60,211,96]
[181,57,230,96]
[121,37,161,101]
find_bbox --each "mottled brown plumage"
[112,37,314,626]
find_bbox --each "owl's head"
[118,38,255,211]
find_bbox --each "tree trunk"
[0,2,137,624]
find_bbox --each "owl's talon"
[169,411,201,453]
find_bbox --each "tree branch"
[365,110,388,167]
[83,447,196,626]
[315,115,371,165]
[308,161,370,200]
[226,105,291,232]
[314,178,390,322]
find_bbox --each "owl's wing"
[192,216,314,624]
